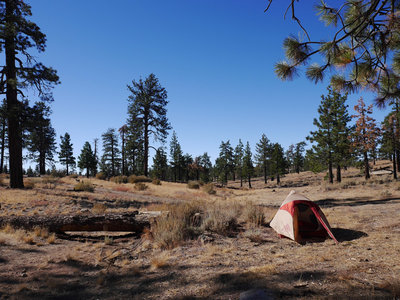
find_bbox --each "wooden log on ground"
[0,211,161,233]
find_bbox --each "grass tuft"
[74,181,94,192]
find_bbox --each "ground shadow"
[315,196,400,208]
[331,227,368,242]
[56,232,139,242]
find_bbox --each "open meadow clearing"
[0,163,399,299]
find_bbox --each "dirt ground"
[0,162,400,299]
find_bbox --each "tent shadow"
[331,227,368,242]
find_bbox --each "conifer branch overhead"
[266,0,400,106]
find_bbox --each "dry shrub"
[33,226,49,238]
[92,203,107,214]
[104,236,113,245]
[202,202,239,235]
[74,181,94,192]
[1,224,15,234]
[152,202,204,249]
[0,177,5,187]
[47,233,56,244]
[244,203,265,226]
[111,175,128,184]
[96,172,106,180]
[41,176,59,188]
[24,180,35,189]
[202,183,216,195]
[187,181,200,189]
[134,182,148,191]
[69,173,79,179]
[150,252,170,270]
[152,179,161,185]
[128,175,152,184]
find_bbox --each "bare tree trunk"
[248,175,251,188]
[5,0,24,188]
[336,165,341,183]
[364,152,370,180]
[0,120,5,173]
[143,111,149,177]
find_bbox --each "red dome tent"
[270,191,338,244]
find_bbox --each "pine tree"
[182,153,193,182]
[58,132,75,176]
[101,128,120,177]
[199,152,212,183]
[78,142,97,178]
[255,133,272,183]
[234,139,244,187]
[285,144,295,173]
[271,143,286,184]
[127,73,171,176]
[152,147,168,180]
[1,0,59,187]
[242,142,254,188]
[215,140,234,186]
[307,87,351,183]
[293,141,306,174]
[26,102,56,175]
[269,1,400,106]
[351,98,380,179]
[169,131,183,182]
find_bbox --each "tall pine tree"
[100,128,120,177]
[1,0,59,187]
[351,98,380,180]
[308,87,351,183]
[127,74,171,177]
[78,142,97,178]
[26,102,56,175]
[255,133,272,184]
[242,142,254,188]
[58,132,75,176]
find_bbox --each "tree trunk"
[121,131,125,176]
[364,152,370,180]
[393,151,397,180]
[66,163,69,176]
[336,165,341,183]
[143,111,149,177]
[0,120,5,173]
[0,211,159,233]
[86,166,90,178]
[39,151,46,175]
[248,175,251,188]
[111,136,115,177]
[328,152,333,184]
[5,0,24,188]
[392,123,397,180]
[276,173,280,184]
[264,164,267,184]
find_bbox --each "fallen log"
[0,211,161,233]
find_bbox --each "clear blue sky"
[24,0,389,167]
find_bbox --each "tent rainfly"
[270,190,338,244]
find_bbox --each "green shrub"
[74,181,94,192]
[134,182,148,191]
[111,175,128,184]
[95,172,106,180]
[202,183,216,195]
[128,175,152,184]
[152,179,162,185]
[187,180,200,189]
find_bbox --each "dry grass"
[128,175,152,184]
[134,182,148,191]
[0,161,399,299]
[74,181,94,192]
